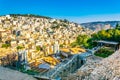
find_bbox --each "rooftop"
[97,40,119,45]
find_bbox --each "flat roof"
[39,63,50,70]
[97,40,119,45]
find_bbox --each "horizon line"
[1,13,120,23]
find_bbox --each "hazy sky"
[0,0,120,23]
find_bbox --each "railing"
[36,52,93,79]
[37,54,80,79]
[50,54,78,78]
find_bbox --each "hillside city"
[0,14,92,80]
[0,14,120,80]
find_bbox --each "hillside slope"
[81,21,120,30]
[89,50,120,80]
[67,50,120,80]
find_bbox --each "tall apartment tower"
[53,41,59,54]
[18,50,28,67]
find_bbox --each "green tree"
[76,35,90,48]
[92,29,120,42]
[70,42,78,47]
[17,46,24,50]
[114,29,120,42]
[36,46,41,51]
[116,23,120,30]
[2,44,10,48]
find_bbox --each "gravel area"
[0,66,37,80]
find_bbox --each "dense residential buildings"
[0,14,120,80]
[0,15,92,72]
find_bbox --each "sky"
[0,0,120,23]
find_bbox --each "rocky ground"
[0,66,37,80]
[67,50,120,80]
